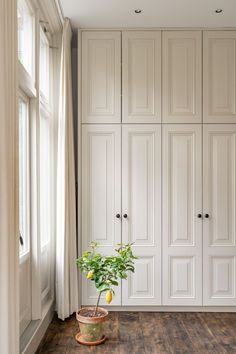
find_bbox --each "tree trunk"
[94,291,102,316]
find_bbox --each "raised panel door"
[122,125,161,305]
[162,124,202,305]
[122,32,161,123]
[162,31,202,123]
[82,32,121,123]
[82,125,121,305]
[203,31,236,123]
[203,125,236,305]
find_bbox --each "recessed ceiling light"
[134,9,142,14]
[215,9,223,14]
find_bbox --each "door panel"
[203,31,236,123]
[162,124,202,305]
[82,32,121,123]
[162,31,202,123]
[82,125,121,305]
[122,32,161,123]
[122,125,161,305]
[203,125,236,305]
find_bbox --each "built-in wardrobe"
[79,30,236,309]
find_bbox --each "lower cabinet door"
[162,124,202,305]
[122,125,162,305]
[203,125,236,306]
[82,125,121,305]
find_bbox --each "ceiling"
[59,0,236,29]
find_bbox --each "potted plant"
[75,241,137,345]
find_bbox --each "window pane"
[17,0,33,76]
[40,29,50,100]
[40,113,51,248]
[19,98,29,255]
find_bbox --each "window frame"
[18,90,31,262]
[17,0,36,90]
[17,0,56,336]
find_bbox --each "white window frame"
[18,0,56,339]
[19,90,31,260]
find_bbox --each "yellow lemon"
[87,270,94,279]
[106,290,113,304]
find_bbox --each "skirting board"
[21,300,54,354]
[82,305,236,312]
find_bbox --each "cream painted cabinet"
[162,125,202,305]
[82,125,122,305]
[81,124,161,306]
[162,31,202,123]
[122,125,162,305]
[122,31,161,123]
[203,31,236,123]
[82,32,121,123]
[203,125,236,306]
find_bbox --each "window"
[19,95,30,256]
[18,0,55,338]
[17,0,34,77]
[40,28,50,101]
[39,26,52,299]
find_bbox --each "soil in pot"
[76,307,108,344]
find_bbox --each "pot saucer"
[75,332,106,346]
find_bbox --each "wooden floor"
[36,312,236,354]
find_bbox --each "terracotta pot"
[76,307,108,344]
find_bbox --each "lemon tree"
[76,242,137,316]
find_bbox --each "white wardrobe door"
[203,125,236,306]
[122,125,161,305]
[162,124,202,305]
[82,32,121,123]
[122,31,161,123]
[82,125,121,305]
[203,31,236,123]
[162,31,202,123]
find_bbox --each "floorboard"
[36,312,236,354]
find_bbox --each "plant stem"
[94,291,102,316]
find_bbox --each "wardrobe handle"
[116,214,120,219]
[205,214,209,218]
[123,214,128,219]
[197,214,202,218]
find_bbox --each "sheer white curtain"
[56,18,79,320]
[0,0,19,353]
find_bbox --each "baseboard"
[82,305,236,312]
[21,299,54,354]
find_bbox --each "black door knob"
[197,214,202,218]
[116,214,120,218]
[205,214,209,218]
[123,214,128,218]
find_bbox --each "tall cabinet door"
[203,125,236,306]
[82,125,121,305]
[162,125,202,305]
[203,31,236,123]
[122,32,161,123]
[82,32,121,123]
[122,125,162,305]
[162,31,202,123]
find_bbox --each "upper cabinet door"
[203,31,236,123]
[122,31,161,123]
[82,32,121,123]
[163,31,202,123]
[122,125,162,305]
[203,125,236,306]
[162,124,202,305]
[82,125,121,305]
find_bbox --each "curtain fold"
[56,18,79,320]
